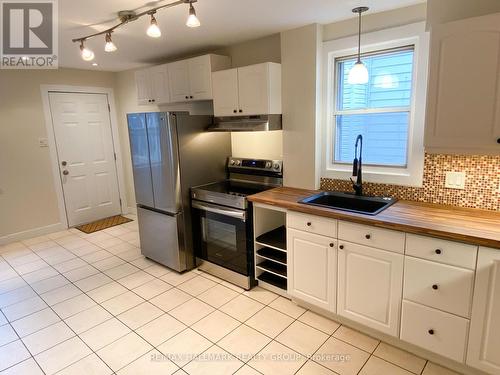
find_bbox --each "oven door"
[192,201,250,276]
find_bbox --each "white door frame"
[40,85,128,228]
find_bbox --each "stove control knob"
[235,160,241,166]
[273,163,280,170]
[230,159,235,165]
[265,161,272,169]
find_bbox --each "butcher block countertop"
[248,187,500,249]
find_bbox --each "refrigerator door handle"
[192,201,246,221]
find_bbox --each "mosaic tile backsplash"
[320,154,500,211]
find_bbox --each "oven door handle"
[192,201,246,221]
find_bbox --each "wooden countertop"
[248,187,500,248]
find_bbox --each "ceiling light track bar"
[72,0,194,43]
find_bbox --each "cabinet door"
[135,68,152,105]
[338,241,404,336]
[237,63,270,115]
[188,55,213,100]
[287,229,336,312]
[425,13,500,153]
[168,60,191,103]
[212,68,239,116]
[150,64,170,104]
[467,247,500,373]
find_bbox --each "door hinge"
[119,198,122,207]
[113,152,117,161]
[107,103,111,112]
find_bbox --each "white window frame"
[321,22,429,187]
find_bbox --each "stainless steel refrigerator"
[127,112,230,272]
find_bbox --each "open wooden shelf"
[257,271,287,290]
[256,247,287,265]
[256,225,286,251]
[256,259,287,278]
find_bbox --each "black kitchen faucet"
[351,134,363,196]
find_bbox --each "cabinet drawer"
[288,211,337,237]
[406,234,477,269]
[404,257,474,317]
[401,300,469,363]
[338,221,405,254]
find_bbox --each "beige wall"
[0,69,116,241]
[323,3,426,41]
[281,24,322,189]
[426,0,500,28]
[215,34,281,68]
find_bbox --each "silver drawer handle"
[192,201,246,221]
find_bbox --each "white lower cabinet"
[401,300,469,362]
[287,229,336,312]
[467,247,500,374]
[337,241,404,337]
[283,212,500,374]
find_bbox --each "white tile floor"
[0,218,463,375]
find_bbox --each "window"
[335,47,414,167]
[322,23,429,186]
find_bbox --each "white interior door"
[49,92,121,227]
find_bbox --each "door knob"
[497,138,500,144]
[61,161,67,166]
[62,170,69,175]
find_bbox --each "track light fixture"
[348,6,369,85]
[104,32,117,52]
[73,0,201,61]
[186,1,200,28]
[147,12,162,38]
[80,40,95,61]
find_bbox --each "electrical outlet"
[445,171,466,190]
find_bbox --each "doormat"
[75,215,133,234]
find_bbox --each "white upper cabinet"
[287,228,337,312]
[212,68,239,116]
[188,55,213,100]
[467,247,500,374]
[425,12,500,154]
[135,54,230,105]
[212,62,282,117]
[150,64,170,104]
[337,241,404,337]
[168,54,231,103]
[168,59,191,103]
[135,68,153,105]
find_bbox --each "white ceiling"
[60,0,425,72]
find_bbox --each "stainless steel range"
[191,158,283,289]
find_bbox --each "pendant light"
[147,12,161,38]
[104,32,117,52]
[80,40,95,61]
[186,1,200,28]
[348,6,369,85]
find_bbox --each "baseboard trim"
[0,222,67,246]
[127,206,137,215]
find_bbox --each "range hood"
[208,114,282,132]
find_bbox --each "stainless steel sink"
[299,191,397,215]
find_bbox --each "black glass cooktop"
[197,180,274,197]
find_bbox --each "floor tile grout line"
[0,226,151,374]
[2,223,444,375]
[1,253,116,375]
